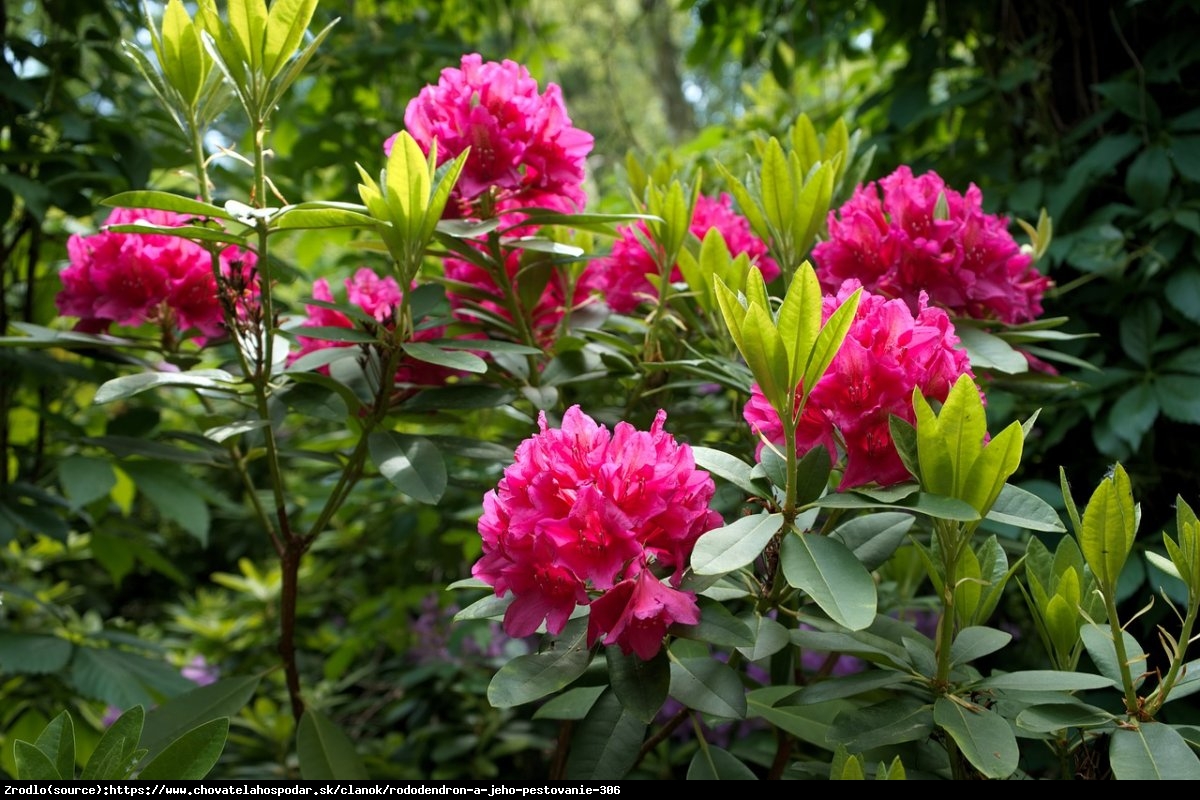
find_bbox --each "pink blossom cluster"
[588,193,781,314]
[473,406,723,659]
[812,166,1051,324]
[56,207,257,343]
[443,247,601,349]
[744,281,975,489]
[291,268,452,387]
[388,53,594,220]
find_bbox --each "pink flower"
[387,54,594,220]
[745,281,975,489]
[473,406,722,652]
[291,268,452,387]
[587,569,702,660]
[812,166,1051,324]
[588,193,780,314]
[56,207,257,343]
[443,246,601,349]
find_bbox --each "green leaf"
[607,648,669,724]
[121,462,211,545]
[776,264,822,385]
[933,697,1019,779]
[262,0,317,80]
[1126,145,1173,210]
[802,285,860,393]
[401,342,487,374]
[226,0,268,72]
[1156,374,1200,424]
[563,689,646,780]
[831,512,914,571]
[160,0,206,104]
[0,633,72,674]
[976,670,1116,692]
[268,203,375,231]
[669,654,747,718]
[795,670,913,705]
[34,711,75,779]
[690,512,783,575]
[296,710,368,780]
[137,718,228,780]
[986,483,1066,532]
[1120,302,1160,368]
[1110,382,1160,449]
[141,676,260,766]
[1110,723,1200,780]
[1015,702,1115,733]
[488,619,592,708]
[1080,624,1146,690]
[102,191,232,220]
[779,532,877,630]
[826,697,933,752]
[677,601,754,648]
[810,489,980,522]
[1079,463,1137,592]
[69,647,194,710]
[961,422,1024,518]
[950,626,1012,666]
[94,369,238,404]
[954,326,1029,373]
[532,686,606,721]
[83,705,144,780]
[367,432,447,504]
[686,746,759,780]
[691,447,769,499]
[735,614,791,661]
[746,689,846,748]
[14,741,61,780]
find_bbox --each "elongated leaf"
[563,689,646,780]
[402,342,488,374]
[691,512,783,575]
[367,432,446,504]
[296,710,368,780]
[1080,463,1136,591]
[82,706,144,780]
[14,741,61,780]
[669,654,747,718]
[687,746,759,780]
[137,718,228,780]
[1080,624,1147,689]
[141,676,260,765]
[780,532,876,630]
[269,206,375,230]
[488,619,592,708]
[986,482,1066,532]
[1015,702,1115,733]
[102,191,233,220]
[827,696,933,752]
[532,686,606,721]
[955,326,1029,373]
[796,670,913,705]
[94,369,238,404]
[736,614,791,661]
[691,447,769,499]
[34,711,75,779]
[950,627,1012,666]
[1110,723,1200,779]
[676,601,753,647]
[933,697,1018,779]
[104,223,246,247]
[0,632,72,674]
[977,670,1116,692]
[262,0,317,80]
[811,490,979,522]
[607,648,669,724]
[802,285,860,393]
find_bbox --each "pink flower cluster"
[473,406,723,659]
[388,53,594,219]
[812,166,1051,324]
[291,268,452,387]
[443,248,601,349]
[588,193,780,314]
[744,281,974,489]
[56,207,257,342]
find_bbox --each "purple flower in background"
[101,655,219,727]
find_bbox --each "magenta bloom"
[588,193,780,314]
[387,53,594,219]
[473,406,721,654]
[443,247,602,349]
[813,166,1051,324]
[744,281,975,489]
[56,207,257,343]
[291,268,452,387]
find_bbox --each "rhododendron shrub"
[744,280,975,489]
[472,406,722,657]
[291,268,454,387]
[386,53,594,220]
[56,207,258,343]
[589,192,780,314]
[812,166,1051,324]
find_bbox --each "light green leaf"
[1079,463,1137,591]
[1110,723,1200,780]
[955,326,1029,373]
[933,697,1019,779]
[367,432,447,504]
[831,511,914,571]
[563,689,646,780]
[687,746,759,780]
[94,369,238,404]
[802,284,860,394]
[402,342,488,374]
[669,655,747,718]
[262,0,317,80]
[488,619,592,708]
[102,191,232,220]
[137,718,228,780]
[691,447,769,499]
[296,710,368,780]
[776,264,822,384]
[977,670,1116,692]
[607,648,669,724]
[779,532,877,630]
[690,512,783,575]
[986,483,1066,532]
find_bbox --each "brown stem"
[279,543,306,722]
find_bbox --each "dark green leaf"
[735,614,791,661]
[58,456,116,508]
[488,619,592,708]
[1015,702,1115,733]
[402,342,488,374]
[795,670,913,705]
[532,686,606,721]
[14,741,61,780]
[82,705,144,780]
[676,600,753,647]
[1125,145,1173,210]
[1156,374,1200,424]
[297,710,368,780]
[977,670,1116,692]
[563,689,646,780]
[0,633,73,675]
[827,696,933,751]
[121,462,211,545]
[137,718,228,780]
[68,648,193,710]
[34,711,75,779]
[686,746,758,780]
[607,648,669,724]
[141,676,260,765]
[669,654,747,718]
